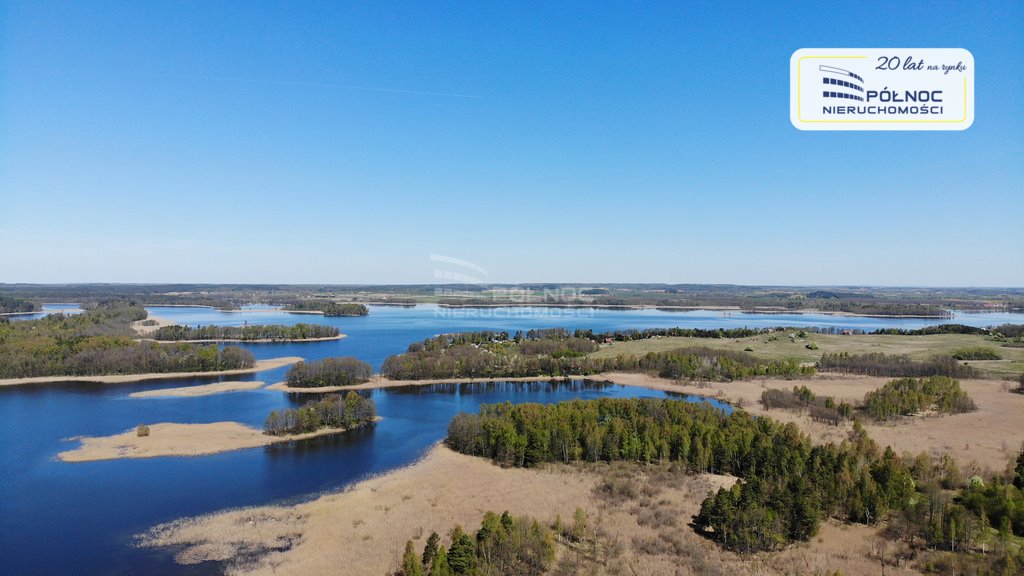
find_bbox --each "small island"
[148,323,343,343]
[283,301,369,316]
[60,392,377,462]
[279,357,373,389]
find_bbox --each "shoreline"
[137,334,345,344]
[433,302,954,319]
[267,374,587,393]
[0,356,303,387]
[137,443,888,576]
[58,420,377,462]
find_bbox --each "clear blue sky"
[2,1,1021,286]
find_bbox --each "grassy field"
[589,332,1024,379]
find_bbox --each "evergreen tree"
[422,531,439,569]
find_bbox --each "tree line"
[817,351,977,378]
[285,357,373,388]
[862,376,976,420]
[394,511,556,576]
[0,296,37,313]
[0,302,254,378]
[263,391,376,435]
[284,301,369,316]
[382,331,812,381]
[151,323,338,341]
[446,397,919,553]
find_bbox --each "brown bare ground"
[129,380,266,398]
[58,421,364,462]
[0,356,303,387]
[138,444,917,576]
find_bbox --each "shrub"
[951,347,1001,361]
[136,424,150,437]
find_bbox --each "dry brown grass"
[138,444,920,576]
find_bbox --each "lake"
[0,304,1021,575]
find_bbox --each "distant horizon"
[2,281,1022,290]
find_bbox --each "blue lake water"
[1,304,1021,575]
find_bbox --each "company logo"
[791,48,974,131]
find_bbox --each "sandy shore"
[131,314,176,335]
[0,356,303,387]
[138,443,906,576]
[59,420,376,462]
[130,381,267,398]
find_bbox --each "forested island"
[380,330,813,381]
[150,323,340,342]
[263,391,377,435]
[0,295,38,314]
[284,301,369,316]
[285,357,373,388]
[0,302,254,380]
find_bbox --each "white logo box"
[790,48,974,131]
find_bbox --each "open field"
[139,443,909,576]
[129,380,266,398]
[589,332,1024,378]
[58,420,374,462]
[0,356,302,387]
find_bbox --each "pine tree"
[422,532,439,569]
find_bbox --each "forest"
[285,357,373,388]
[862,376,977,420]
[381,331,812,381]
[151,323,338,341]
[817,351,977,378]
[0,301,254,378]
[263,391,376,435]
[0,296,38,313]
[284,301,369,316]
[445,397,1024,566]
[393,511,556,576]
[446,398,917,552]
